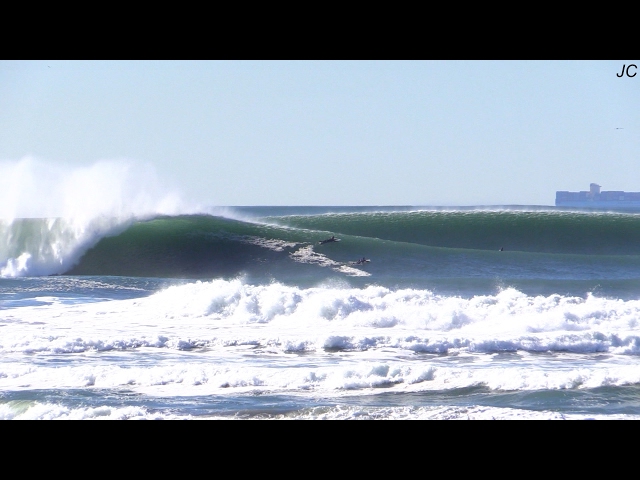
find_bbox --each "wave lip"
[0,157,208,277]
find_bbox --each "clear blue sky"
[1,60,638,206]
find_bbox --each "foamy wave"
[5,280,640,359]
[4,353,640,398]
[0,401,183,420]
[289,245,371,276]
[3,401,638,420]
[239,236,300,252]
[269,405,640,420]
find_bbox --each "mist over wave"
[0,157,208,277]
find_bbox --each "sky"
[0,60,638,207]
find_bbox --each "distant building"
[556,183,640,209]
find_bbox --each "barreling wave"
[6,207,640,283]
[61,214,376,279]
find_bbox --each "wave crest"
[0,157,205,277]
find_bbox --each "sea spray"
[0,217,135,276]
[0,156,203,277]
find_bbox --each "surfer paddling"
[319,235,340,245]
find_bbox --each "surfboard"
[319,238,341,245]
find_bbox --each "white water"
[0,156,206,277]
[4,401,640,420]
[3,279,640,405]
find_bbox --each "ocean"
[4,205,640,419]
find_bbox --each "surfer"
[319,235,339,245]
[356,257,369,265]
[499,247,504,251]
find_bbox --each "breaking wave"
[0,157,206,276]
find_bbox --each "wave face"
[64,215,308,278]
[62,208,640,287]
[264,208,640,255]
